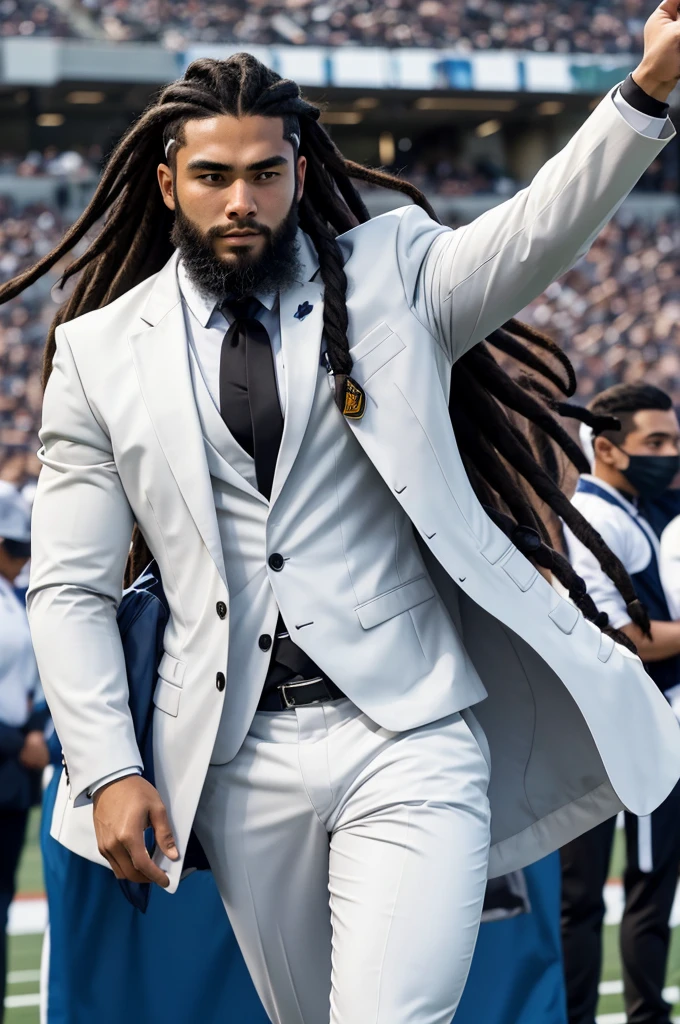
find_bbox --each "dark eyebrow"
[644,432,676,441]
[186,155,289,172]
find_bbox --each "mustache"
[207,221,272,240]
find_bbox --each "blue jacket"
[0,703,51,810]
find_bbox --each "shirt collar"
[177,228,319,329]
[583,473,640,516]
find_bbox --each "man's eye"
[256,171,279,181]
[199,174,223,183]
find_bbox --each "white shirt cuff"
[88,766,142,798]
[612,89,668,139]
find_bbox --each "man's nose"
[225,179,256,219]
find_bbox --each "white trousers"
[194,699,491,1024]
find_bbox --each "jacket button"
[216,601,227,619]
[259,634,272,651]
[268,553,285,571]
[216,672,226,692]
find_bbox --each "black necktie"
[219,297,284,501]
[219,299,336,703]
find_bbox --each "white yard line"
[598,980,679,1002]
[7,970,41,985]
[597,1018,680,1024]
[4,993,41,1009]
[605,880,680,927]
[7,898,47,936]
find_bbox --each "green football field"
[5,810,680,1023]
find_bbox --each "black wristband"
[619,72,670,118]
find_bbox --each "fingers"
[100,847,127,881]
[658,0,679,18]
[101,833,170,886]
[93,778,176,887]
[124,831,171,887]
[148,802,179,861]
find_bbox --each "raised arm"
[412,1,680,363]
[26,325,139,806]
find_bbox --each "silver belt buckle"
[279,676,325,709]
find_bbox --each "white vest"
[188,324,485,764]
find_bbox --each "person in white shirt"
[660,513,680,622]
[0,482,49,1024]
[562,383,680,1024]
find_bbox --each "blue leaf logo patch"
[294,301,314,321]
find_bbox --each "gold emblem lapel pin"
[335,373,366,420]
[324,353,366,420]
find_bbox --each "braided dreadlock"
[0,53,649,643]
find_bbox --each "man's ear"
[296,155,307,202]
[594,435,619,467]
[157,163,176,211]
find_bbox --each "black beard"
[171,197,303,302]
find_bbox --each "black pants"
[0,808,29,1024]
[561,779,680,1024]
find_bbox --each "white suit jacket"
[28,88,680,890]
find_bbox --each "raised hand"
[634,0,680,101]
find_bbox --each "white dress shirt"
[612,89,669,138]
[660,515,680,621]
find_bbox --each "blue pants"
[456,854,568,1024]
[42,768,566,1024]
[40,771,268,1024]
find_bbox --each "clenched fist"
[93,774,179,887]
[634,0,680,101]
[19,731,50,771]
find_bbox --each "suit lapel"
[128,255,227,585]
[270,280,324,508]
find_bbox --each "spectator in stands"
[0,482,49,1024]
[0,0,72,36]
[522,212,680,405]
[0,0,652,51]
[0,146,100,179]
[0,198,68,487]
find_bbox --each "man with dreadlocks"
[9,4,680,1019]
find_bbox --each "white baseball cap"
[0,481,32,543]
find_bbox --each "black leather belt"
[258,674,346,712]
[258,614,346,711]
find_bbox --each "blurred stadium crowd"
[2,183,679,486]
[2,0,649,51]
[0,147,101,179]
[2,142,676,198]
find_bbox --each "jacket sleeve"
[26,325,140,806]
[409,85,675,364]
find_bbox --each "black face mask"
[1,538,31,559]
[619,452,680,500]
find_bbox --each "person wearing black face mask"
[560,382,680,1024]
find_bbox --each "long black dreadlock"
[0,53,649,646]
